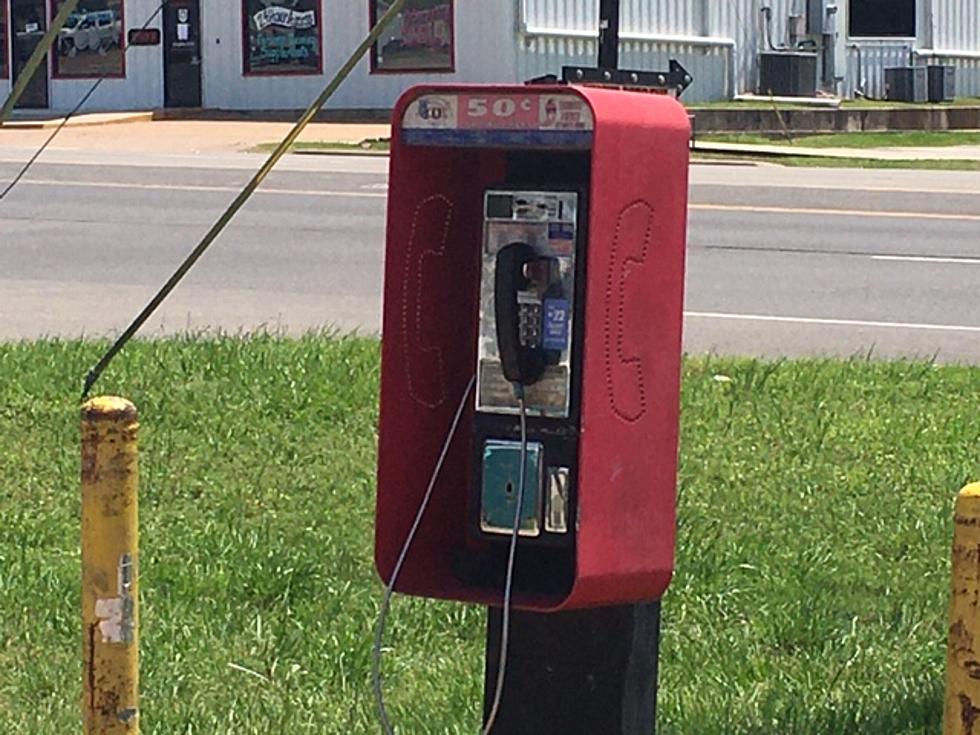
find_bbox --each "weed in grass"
[1,338,978,733]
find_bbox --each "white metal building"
[1,0,977,112]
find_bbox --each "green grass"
[771,156,980,171]
[840,97,980,109]
[692,152,980,171]
[700,130,980,148]
[2,336,979,733]
[249,139,391,155]
[688,97,980,110]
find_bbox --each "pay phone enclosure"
[376,84,690,612]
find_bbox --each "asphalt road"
[1,147,978,363]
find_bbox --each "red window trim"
[369,0,456,75]
[242,0,324,77]
[50,0,127,80]
[1,0,9,80]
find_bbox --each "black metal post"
[483,601,661,734]
[598,0,621,71]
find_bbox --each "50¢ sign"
[403,93,594,131]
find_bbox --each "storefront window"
[371,0,454,73]
[243,0,322,75]
[51,0,125,78]
[849,0,916,37]
[0,2,8,79]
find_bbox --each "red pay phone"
[375,83,690,612]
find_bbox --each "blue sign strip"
[542,298,571,352]
[402,128,593,149]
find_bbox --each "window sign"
[371,0,454,73]
[177,7,190,42]
[849,0,916,37]
[0,2,8,79]
[243,0,322,75]
[52,0,126,78]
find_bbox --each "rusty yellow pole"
[81,397,140,734]
[945,483,980,735]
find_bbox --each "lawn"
[691,153,980,172]
[688,97,980,111]
[1,336,978,733]
[700,130,980,149]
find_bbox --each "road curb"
[0,111,154,130]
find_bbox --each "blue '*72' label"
[542,298,570,352]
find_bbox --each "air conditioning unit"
[759,52,818,97]
[927,65,956,103]
[884,67,928,102]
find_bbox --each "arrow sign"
[560,59,694,98]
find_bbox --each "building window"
[370,0,454,74]
[51,0,126,78]
[849,0,916,37]
[0,2,8,79]
[243,0,323,76]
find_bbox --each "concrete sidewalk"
[0,116,391,155]
[0,110,153,129]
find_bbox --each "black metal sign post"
[483,3,675,732]
[559,0,693,97]
[598,0,621,70]
[484,603,662,734]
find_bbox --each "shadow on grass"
[835,681,943,735]
[661,676,943,735]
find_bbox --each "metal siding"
[932,0,980,51]
[203,0,517,110]
[520,0,752,100]
[959,60,980,96]
[620,41,728,101]
[620,0,705,36]
[522,0,596,31]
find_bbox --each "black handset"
[497,242,569,387]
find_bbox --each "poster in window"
[52,0,125,78]
[372,0,454,73]
[0,2,8,79]
[244,0,322,75]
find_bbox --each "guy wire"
[372,374,476,735]
[371,377,529,735]
[80,0,408,399]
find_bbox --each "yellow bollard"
[944,483,980,735]
[81,397,140,734]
